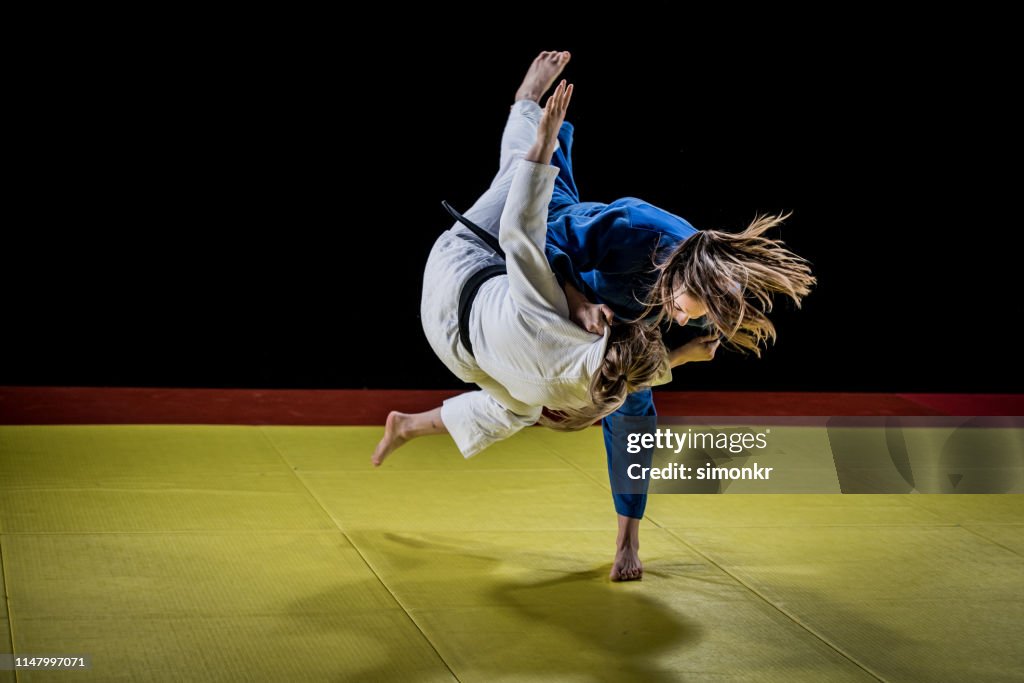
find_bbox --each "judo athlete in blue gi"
[374,51,813,583]
[373,52,671,540]
[544,117,816,580]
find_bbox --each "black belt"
[443,201,507,357]
[443,200,505,258]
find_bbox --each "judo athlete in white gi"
[372,54,669,498]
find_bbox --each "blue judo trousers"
[544,120,700,519]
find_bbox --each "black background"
[4,12,1019,392]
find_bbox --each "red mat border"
[1,387,1021,425]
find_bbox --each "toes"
[611,564,643,582]
[535,50,569,66]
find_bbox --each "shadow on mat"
[331,531,703,682]
[289,529,935,681]
[489,569,702,682]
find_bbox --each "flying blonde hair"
[642,212,815,355]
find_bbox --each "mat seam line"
[958,525,1023,557]
[899,496,1024,538]
[256,427,462,683]
[0,533,17,683]
[899,496,961,522]
[538,435,619,499]
[660,527,889,683]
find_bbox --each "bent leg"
[460,100,543,236]
[496,100,544,181]
[546,119,610,239]
[550,120,581,211]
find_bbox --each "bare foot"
[611,514,643,581]
[515,50,571,103]
[610,544,643,582]
[372,411,408,467]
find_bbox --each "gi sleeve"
[498,160,567,316]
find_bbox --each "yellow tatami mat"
[346,529,873,681]
[671,525,1024,681]
[0,426,335,533]
[1,552,11,683]
[1,425,1022,682]
[964,524,1024,555]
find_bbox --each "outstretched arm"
[499,80,582,318]
[523,80,615,334]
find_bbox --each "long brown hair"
[539,323,667,431]
[642,212,815,355]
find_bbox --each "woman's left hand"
[669,334,720,367]
[526,80,574,164]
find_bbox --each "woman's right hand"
[563,280,614,335]
[572,299,616,336]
